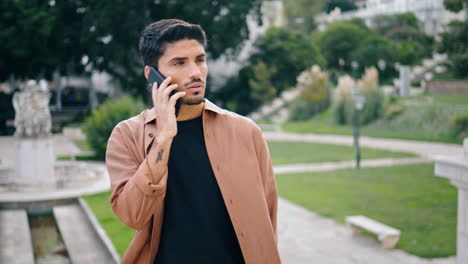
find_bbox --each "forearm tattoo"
[156,149,164,163]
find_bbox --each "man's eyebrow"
[169,57,187,62]
[169,53,206,62]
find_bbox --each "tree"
[283,0,326,33]
[439,0,468,78]
[325,0,358,13]
[216,27,325,115]
[0,0,87,81]
[443,0,468,12]
[371,12,434,65]
[250,27,325,93]
[248,61,277,104]
[0,0,262,97]
[351,34,394,75]
[318,21,367,71]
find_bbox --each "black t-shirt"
[154,116,245,264]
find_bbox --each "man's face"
[157,39,208,105]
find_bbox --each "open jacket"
[106,99,281,264]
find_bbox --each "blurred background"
[1,1,468,263]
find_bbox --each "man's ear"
[144,65,151,80]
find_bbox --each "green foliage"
[83,96,145,160]
[318,21,368,71]
[0,0,87,80]
[438,20,468,78]
[217,27,324,115]
[1,0,261,96]
[283,0,326,33]
[383,104,406,120]
[372,12,434,66]
[277,164,457,257]
[351,34,394,72]
[325,0,358,13]
[289,66,331,121]
[250,27,325,93]
[248,61,277,104]
[444,0,468,12]
[332,69,384,126]
[452,114,468,141]
[438,0,467,78]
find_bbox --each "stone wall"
[426,80,468,95]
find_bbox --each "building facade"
[317,0,465,36]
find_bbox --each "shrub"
[452,114,468,141]
[332,67,384,125]
[289,66,331,121]
[384,104,406,120]
[83,96,145,160]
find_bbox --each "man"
[106,19,280,264]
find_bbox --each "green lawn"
[284,103,467,144]
[267,141,415,165]
[73,139,93,152]
[83,192,134,256]
[276,163,457,258]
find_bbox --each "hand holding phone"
[147,67,182,117]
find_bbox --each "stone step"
[53,203,118,264]
[0,209,35,264]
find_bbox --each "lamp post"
[378,59,386,82]
[351,61,359,79]
[352,87,365,169]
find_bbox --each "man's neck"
[176,102,204,121]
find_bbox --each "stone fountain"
[0,80,118,264]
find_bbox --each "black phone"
[147,66,181,117]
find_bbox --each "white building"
[317,0,466,36]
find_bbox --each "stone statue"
[12,80,52,138]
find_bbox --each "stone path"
[0,209,35,264]
[54,203,118,264]
[277,198,455,264]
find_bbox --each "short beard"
[183,95,204,105]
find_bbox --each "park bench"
[346,215,401,249]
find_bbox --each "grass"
[83,192,134,257]
[276,163,457,258]
[73,139,93,152]
[427,94,468,106]
[267,141,415,165]
[284,102,468,144]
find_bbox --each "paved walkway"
[278,198,455,264]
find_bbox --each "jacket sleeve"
[253,125,278,243]
[106,124,167,230]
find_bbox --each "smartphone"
[147,66,181,117]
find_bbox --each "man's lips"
[187,82,203,92]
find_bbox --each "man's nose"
[188,62,201,79]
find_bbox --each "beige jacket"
[106,99,281,264]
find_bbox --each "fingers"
[169,91,186,105]
[162,84,179,98]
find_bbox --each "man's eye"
[174,61,184,66]
[197,58,205,63]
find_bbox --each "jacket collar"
[144,98,225,124]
